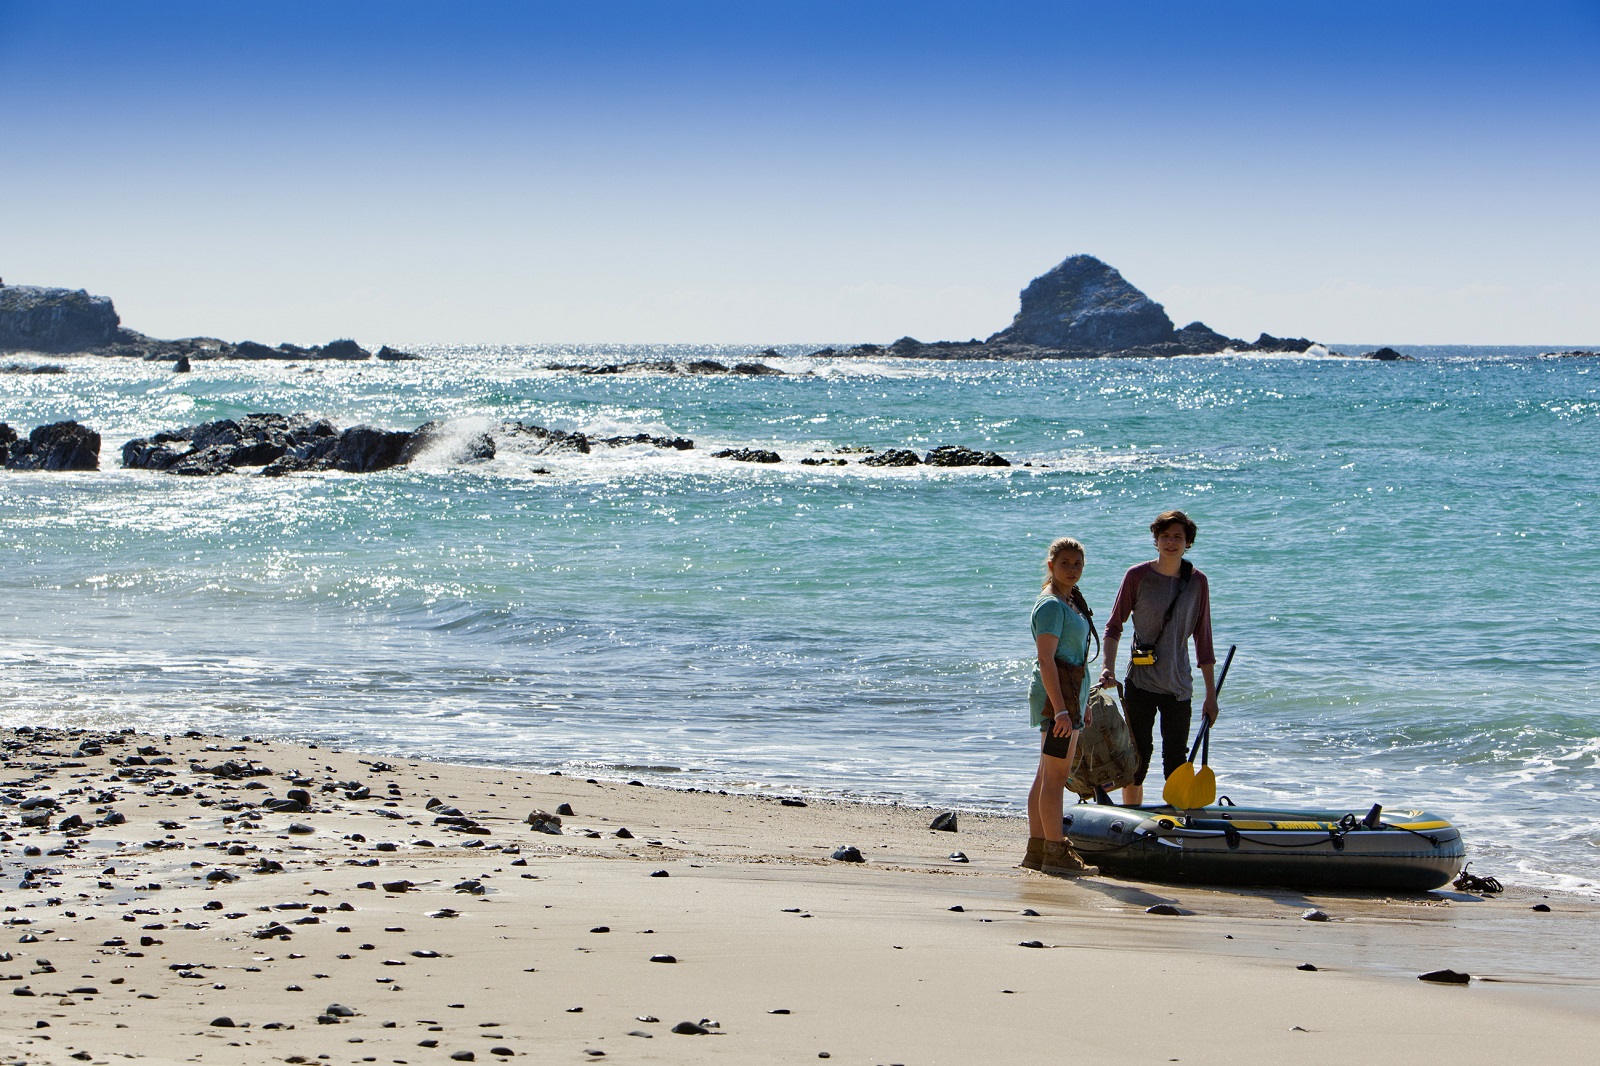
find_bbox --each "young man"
[1098,510,1217,807]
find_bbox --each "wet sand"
[1,725,1596,1065]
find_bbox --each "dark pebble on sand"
[418,1040,439,1048]
[949,852,969,862]
[650,870,669,877]
[768,1008,791,1014]
[1419,968,1471,984]
[948,905,964,912]
[1144,904,1183,915]
[1297,963,1318,971]
[1301,909,1329,922]
[1532,903,1551,911]
[781,798,808,807]
[450,1053,476,1062]
[671,1021,709,1035]
[210,1016,235,1027]
[1019,940,1046,949]
[831,845,865,863]
[557,803,574,815]
[614,827,634,838]
[1021,908,1039,916]
[590,926,610,933]
[627,1030,653,1038]
[650,954,678,963]
[930,811,959,832]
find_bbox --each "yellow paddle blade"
[1190,764,1217,808]
[1162,762,1199,808]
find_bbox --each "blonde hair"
[1041,536,1085,595]
[1041,536,1097,658]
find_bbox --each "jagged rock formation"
[807,255,1373,360]
[0,283,411,361]
[988,255,1177,351]
[546,359,784,376]
[2,421,100,470]
[0,287,121,353]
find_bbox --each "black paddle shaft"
[1186,644,1237,765]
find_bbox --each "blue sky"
[2,1,1596,345]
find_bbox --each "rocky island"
[0,283,418,362]
[809,254,1410,361]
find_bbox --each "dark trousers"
[1123,681,1192,787]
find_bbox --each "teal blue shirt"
[1028,593,1092,728]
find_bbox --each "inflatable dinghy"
[1064,800,1464,890]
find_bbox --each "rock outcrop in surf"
[811,254,1395,360]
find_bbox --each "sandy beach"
[1,725,1595,1066]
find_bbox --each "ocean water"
[2,345,1597,894]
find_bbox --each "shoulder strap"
[1145,560,1193,646]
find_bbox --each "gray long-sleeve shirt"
[1103,561,1214,700]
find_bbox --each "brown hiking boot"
[1040,839,1089,876]
[1017,836,1044,871]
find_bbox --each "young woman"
[1099,510,1218,807]
[1022,536,1095,876]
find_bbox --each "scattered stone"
[859,449,920,467]
[210,1016,236,1027]
[671,1021,710,1035]
[923,445,1010,468]
[526,811,563,835]
[614,827,634,838]
[712,447,781,464]
[556,802,575,816]
[1301,909,1329,922]
[929,811,958,832]
[830,845,865,863]
[1418,969,1471,984]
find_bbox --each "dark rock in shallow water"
[225,338,370,361]
[0,285,121,353]
[712,447,781,463]
[1243,332,1314,353]
[332,425,412,473]
[1361,346,1413,361]
[376,345,421,361]
[124,413,339,475]
[924,445,1009,468]
[1,362,67,374]
[547,359,783,376]
[860,449,921,467]
[987,255,1176,352]
[317,339,370,361]
[5,421,100,471]
[173,355,191,372]
[500,420,591,455]
[595,432,694,451]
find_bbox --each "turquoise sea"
[2,345,1596,894]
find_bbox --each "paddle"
[1162,644,1236,809]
